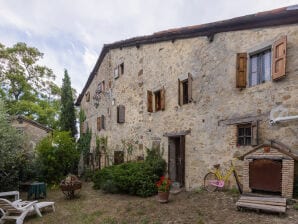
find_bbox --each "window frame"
[248,47,272,87]
[237,123,252,146]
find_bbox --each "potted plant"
[156,176,171,203]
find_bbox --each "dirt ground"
[21,182,298,224]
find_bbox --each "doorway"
[168,135,185,187]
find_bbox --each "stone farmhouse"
[76,6,298,197]
[11,115,53,153]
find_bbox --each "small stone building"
[239,141,298,198]
[76,6,298,196]
[11,116,53,152]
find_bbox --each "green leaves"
[0,42,61,128]
[36,131,79,184]
[60,69,77,137]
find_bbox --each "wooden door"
[249,159,282,193]
[168,136,185,186]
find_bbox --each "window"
[114,62,124,79]
[237,124,251,146]
[147,87,165,112]
[178,73,192,106]
[237,121,258,146]
[86,92,90,102]
[97,115,105,131]
[119,63,124,75]
[117,105,125,123]
[96,82,102,94]
[236,36,287,88]
[249,49,271,86]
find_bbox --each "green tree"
[60,70,77,137]
[0,42,61,128]
[0,99,25,191]
[36,131,79,184]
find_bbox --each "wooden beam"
[163,129,191,137]
[218,113,268,126]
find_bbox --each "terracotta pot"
[157,191,170,203]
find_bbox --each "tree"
[0,99,25,191]
[0,42,61,128]
[60,69,77,137]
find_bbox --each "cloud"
[0,0,297,93]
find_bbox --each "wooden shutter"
[147,90,153,112]
[160,87,165,110]
[86,92,90,102]
[251,121,259,146]
[272,36,287,80]
[117,105,125,123]
[188,73,193,103]
[236,53,247,88]
[178,79,182,106]
[101,115,105,130]
[97,117,101,131]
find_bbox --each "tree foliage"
[36,131,79,184]
[60,70,77,137]
[0,99,25,191]
[0,42,61,128]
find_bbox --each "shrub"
[93,148,166,197]
[36,131,79,184]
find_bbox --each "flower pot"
[157,191,170,203]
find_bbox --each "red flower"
[156,176,171,192]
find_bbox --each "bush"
[93,148,166,197]
[36,131,79,184]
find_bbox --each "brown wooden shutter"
[117,105,125,123]
[251,121,259,146]
[272,36,287,80]
[236,53,247,88]
[101,115,105,130]
[97,117,101,131]
[147,90,153,112]
[160,87,165,110]
[188,73,193,103]
[178,79,182,106]
[86,92,90,102]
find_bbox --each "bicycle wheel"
[204,172,219,192]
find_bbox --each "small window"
[182,80,188,104]
[120,63,124,75]
[249,49,271,86]
[147,87,165,112]
[237,124,252,146]
[97,115,105,131]
[178,73,192,106]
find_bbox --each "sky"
[0,0,297,95]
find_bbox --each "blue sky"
[0,0,297,95]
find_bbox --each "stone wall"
[11,120,51,152]
[80,24,298,190]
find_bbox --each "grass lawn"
[21,182,298,224]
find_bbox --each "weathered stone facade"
[77,7,298,193]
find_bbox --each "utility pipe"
[270,115,298,125]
